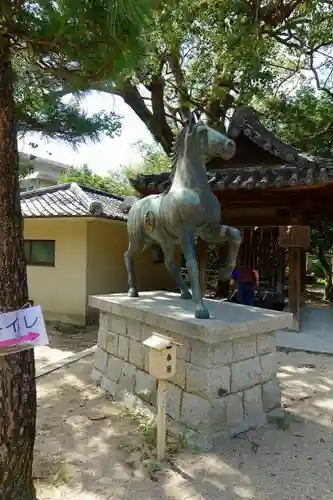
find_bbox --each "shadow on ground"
[34,322,98,372]
[34,350,333,500]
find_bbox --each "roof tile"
[21,183,128,221]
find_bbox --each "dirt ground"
[34,349,333,500]
[34,322,98,373]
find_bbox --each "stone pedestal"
[89,292,292,450]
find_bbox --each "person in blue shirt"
[230,266,259,306]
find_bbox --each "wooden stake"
[156,379,168,460]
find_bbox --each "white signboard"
[0,305,49,355]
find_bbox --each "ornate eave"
[129,106,333,196]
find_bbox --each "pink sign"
[0,306,48,355]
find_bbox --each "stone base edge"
[90,368,276,451]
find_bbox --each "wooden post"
[300,248,306,305]
[288,247,301,331]
[156,379,168,460]
[197,237,208,294]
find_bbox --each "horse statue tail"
[119,196,139,214]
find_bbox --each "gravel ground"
[34,349,333,500]
[34,322,97,372]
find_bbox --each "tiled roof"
[128,105,333,195]
[21,183,127,221]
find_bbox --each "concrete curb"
[36,345,97,379]
[277,345,333,357]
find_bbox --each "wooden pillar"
[300,248,306,305]
[197,237,209,295]
[279,225,309,331]
[288,247,301,331]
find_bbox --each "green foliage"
[98,0,333,154]
[310,221,333,300]
[4,0,160,144]
[60,141,170,195]
[258,88,333,157]
[60,164,134,196]
[124,141,171,178]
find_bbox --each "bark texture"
[0,43,37,500]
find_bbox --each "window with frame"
[24,240,56,267]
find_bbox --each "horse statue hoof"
[195,306,210,319]
[128,289,139,298]
[180,290,192,299]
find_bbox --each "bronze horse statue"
[120,112,242,319]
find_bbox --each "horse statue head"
[182,111,236,164]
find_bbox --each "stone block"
[181,392,211,429]
[106,332,118,356]
[186,363,230,398]
[107,355,124,383]
[167,333,191,361]
[127,319,142,341]
[118,335,130,361]
[172,358,186,389]
[119,361,137,392]
[110,315,127,334]
[210,397,227,429]
[129,338,145,370]
[90,368,102,385]
[262,379,281,411]
[166,383,182,420]
[191,339,233,368]
[233,336,257,362]
[94,348,108,373]
[141,323,156,341]
[231,357,261,392]
[99,311,110,332]
[257,332,276,354]
[226,393,244,427]
[135,371,157,404]
[260,353,277,382]
[101,376,119,397]
[97,327,108,350]
[244,385,263,422]
[144,345,150,372]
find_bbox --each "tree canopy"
[6,0,159,145]
[61,142,170,196]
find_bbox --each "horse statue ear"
[187,111,197,132]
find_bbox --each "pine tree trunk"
[0,47,37,500]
